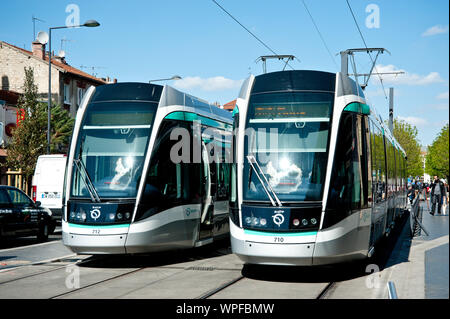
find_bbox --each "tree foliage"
[50,102,75,153]
[426,124,449,181]
[392,118,423,177]
[4,67,47,178]
[3,67,74,178]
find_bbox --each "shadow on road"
[242,212,410,283]
[77,237,232,269]
[0,232,62,250]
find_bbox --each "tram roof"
[159,85,232,124]
[89,82,232,124]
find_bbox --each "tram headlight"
[260,218,267,226]
[302,219,308,226]
[251,217,259,226]
[117,213,123,220]
[81,212,87,221]
[70,212,76,219]
[109,213,115,220]
[310,218,317,225]
[245,217,252,225]
[293,219,300,226]
[125,212,131,220]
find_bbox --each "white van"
[32,154,67,226]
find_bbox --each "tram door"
[199,141,215,241]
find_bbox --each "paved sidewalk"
[418,200,449,298]
[387,201,449,299]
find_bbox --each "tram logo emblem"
[90,208,101,220]
[272,210,285,227]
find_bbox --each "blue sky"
[1,0,448,146]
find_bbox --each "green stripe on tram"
[232,106,239,117]
[344,102,370,115]
[244,229,318,237]
[165,111,232,130]
[68,223,130,229]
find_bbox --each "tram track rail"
[0,254,96,285]
[196,274,245,299]
[49,266,149,299]
[316,282,336,299]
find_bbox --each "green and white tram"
[63,83,232,254]
[230,70,407,265]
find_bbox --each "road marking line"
[0,253,78,273]
[0,239,63,253]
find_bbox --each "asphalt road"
[1,212,442,300]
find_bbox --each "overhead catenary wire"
[301,0,339,71]
[210,0,297,70]
[345,0,388,99]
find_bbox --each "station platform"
[386,200,449,299]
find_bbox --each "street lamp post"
[47,20,100,154]
[148,75,182,83]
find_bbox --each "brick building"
[0,40,107,117]
[0,40,109,185]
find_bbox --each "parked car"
[32,154,67,226]
[0,186,54,242]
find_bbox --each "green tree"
[391,118,423,177]
[4,67,48,178]
[50,103,75,153]
[426,124,449,181]
[3,67,75,178]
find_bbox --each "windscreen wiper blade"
[73,158,101,203]
[246,155,282,207]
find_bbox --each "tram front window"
[71,101,157,199]
[243,92,333,203]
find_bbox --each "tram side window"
[216,159,231,201]
[397,150,401,191]
[402,155,406,191]
[136,120,198,221]
[326,113,369,226]
[394,147,398,192]
[370,121,386,202]
[386,141,395,196]
[147,120,183,202]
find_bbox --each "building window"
[64,84,71,105]
[77,87,86,106]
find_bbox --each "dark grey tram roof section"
[251,70,336,95]
[87,82,232,124]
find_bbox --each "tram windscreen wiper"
[246,155,282,207]
[73,158,101,203]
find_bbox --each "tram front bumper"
[62,221,128,254]
[231,236,315,266]
[63,232,127,254]
[230,223,315,266]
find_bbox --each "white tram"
[230,70,407,265]
[63,83,232,254]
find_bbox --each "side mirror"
[35,201,42,207]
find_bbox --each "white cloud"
[173,76,243,92]
[422,25,449,37]
[437,91,449,100]
[431,103,449,111]
[398,116,429,127]
[372,64,444,86]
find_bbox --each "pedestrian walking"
[430,175,445,215]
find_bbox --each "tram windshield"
[243,92,333,202]
[70,101,157,199]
